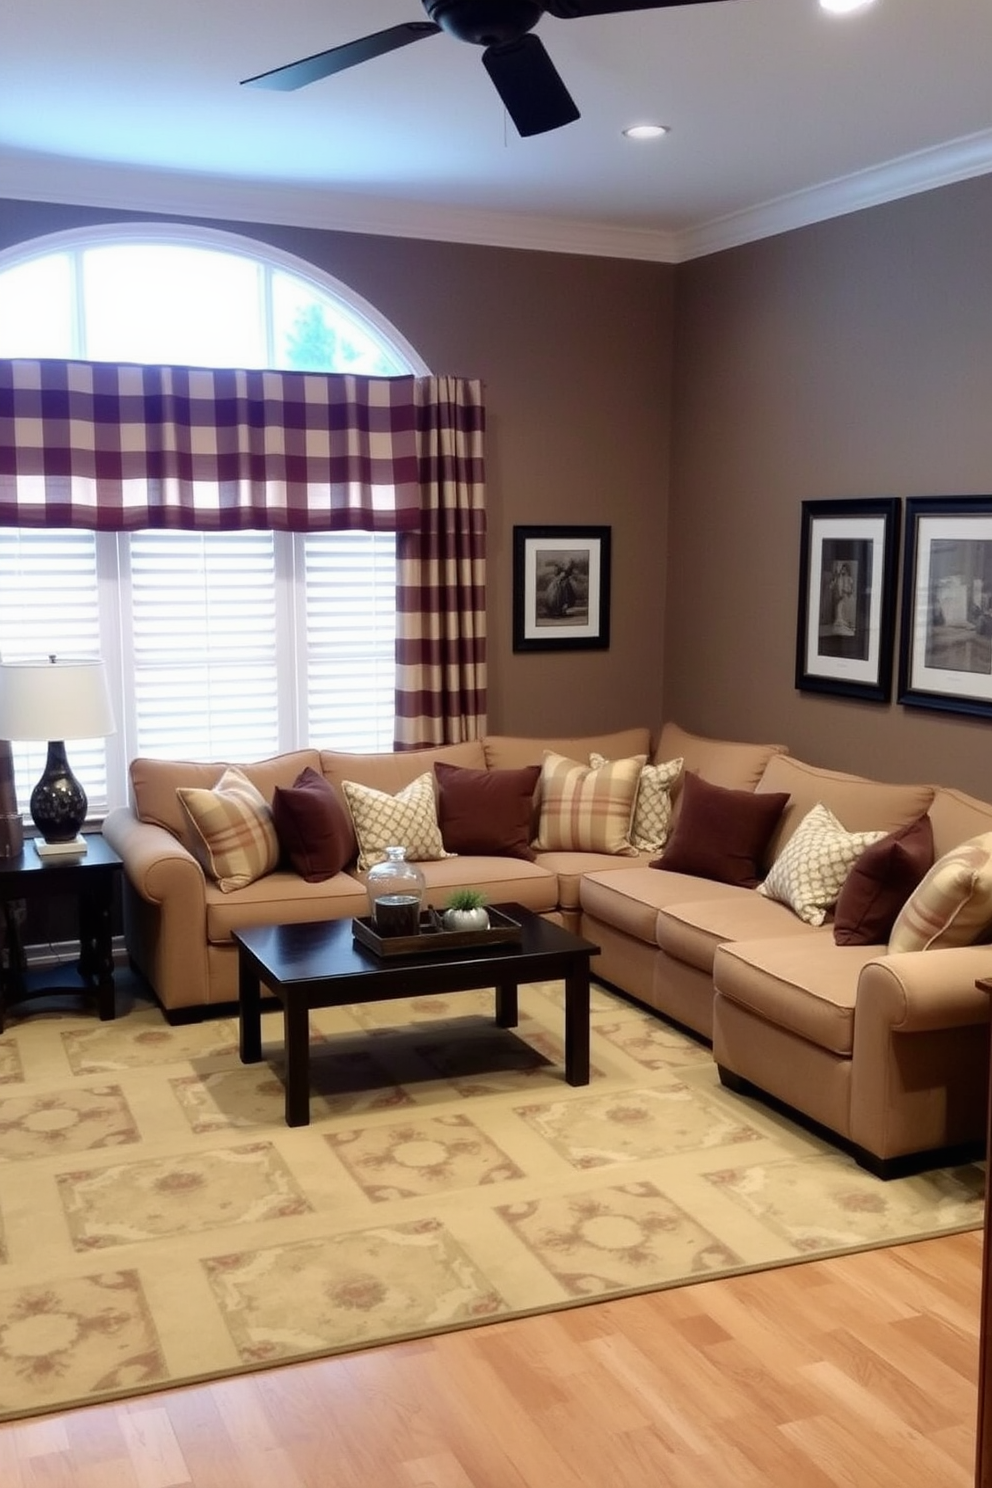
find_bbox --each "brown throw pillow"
[435,761,541,860]
[271,767,357,882]
[833,815,934,946]
[652,772,790,889]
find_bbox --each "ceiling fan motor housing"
[423,0,545,47]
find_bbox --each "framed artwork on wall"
[795,497,900,702]
[898,495,992,718]
[512,526,611,653]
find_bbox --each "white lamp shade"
[0,658,116,742]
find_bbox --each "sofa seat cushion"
[579,866,754,947]
[205,871,370,945]
[534,850,654,911]
[714,936,882,1057]
[656,894,821,975]
[392,857,559,916]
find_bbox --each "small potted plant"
[442,887,490,932]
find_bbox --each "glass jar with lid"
[366,845,426,937]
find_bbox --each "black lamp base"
[29,740,89,845]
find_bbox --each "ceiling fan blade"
[241,22,440,91]
[545,0,732,16]
[482,35,580,138]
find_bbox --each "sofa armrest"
[856,947,992,1033]
[103,807,212,1010]
[850,946,991,1161]
[103,807,206,910]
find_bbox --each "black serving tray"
[352,906,522,958]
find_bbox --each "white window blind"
[126,531,281,762]
[303,532,397,753]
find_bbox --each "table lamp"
[0,656,115,857]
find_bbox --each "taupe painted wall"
[668,175,992,799]
[0,199,674,741]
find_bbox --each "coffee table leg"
[495,979,518,1027]
[563,959,590,1085]
[284,997,311,1127]
[239,955,262,1065]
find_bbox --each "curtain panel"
[394,376,487,749]
[0,359,424,532]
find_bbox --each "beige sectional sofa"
[103,720,992,1177]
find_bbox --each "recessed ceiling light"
[819,0,877,14]
[623,124,669,141]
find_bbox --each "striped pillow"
[888,832,992,952]
[177,766,280,893]
[533,750,645,856]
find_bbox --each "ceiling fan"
[241,0,735,139]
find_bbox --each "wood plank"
[0,1232,981,1488]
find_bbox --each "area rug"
[0,978,983,1423]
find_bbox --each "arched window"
[0,225,428,816]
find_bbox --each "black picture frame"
[795,497,900,702]
[512,526,611,653]
[898,495,992,718]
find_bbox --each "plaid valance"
[0,359,437,532]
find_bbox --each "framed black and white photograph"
[898,495,992,718]
[795,497,900,702]
[512,525,611,652]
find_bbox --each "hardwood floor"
[0,1231,981,1487]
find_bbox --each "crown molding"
[674,127,992,261]
[2,126,992,268]
[0,151,680,263]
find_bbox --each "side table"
[0,833,123,1032]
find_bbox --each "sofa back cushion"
[130,750,322,840]
[756,755,935,864]
[927,786,992,860]
[483,728,651,772]
[321,741,486,798]
[653,722,787,793]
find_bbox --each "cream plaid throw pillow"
[590,752,683,853]
[533,750,645,856]
[177,765,279,893]
[342,772,454,872]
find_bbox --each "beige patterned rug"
[0,978,983,1423]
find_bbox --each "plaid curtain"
[0,360,423,532]
[394,376,487,749]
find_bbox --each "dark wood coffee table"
[235,904,600,1126]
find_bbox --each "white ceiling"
[2,0,991,262]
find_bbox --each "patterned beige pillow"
[590,752,683,853]
[342,772,454,872]
[756,802,885,927]
[888,832,992,952]
[177,766,280,893]
[534,751,645,856]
